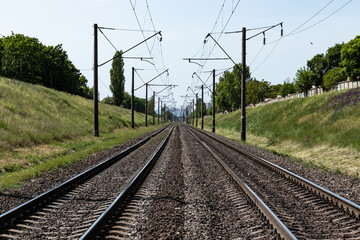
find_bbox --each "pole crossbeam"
[192,72,212,93]
[134,69,169,91]
[99,31,162,67]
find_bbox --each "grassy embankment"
[0,77,163,190]
[203,88,360,177]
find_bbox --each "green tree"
[1,33,43,84]
[135,97,146,113]
[101,96,115,105]
[246,79,272,104]
[341,35,360,81]
[195,98,206,117]
[323,67,346,90]
[294,67,315,94]
[215,64,250,111]
[0,37,3,74]
[147,96,155,118]
[0,33,88,97]
[306,53,327,87]
[216,74,232,111]
[326,43,344,70]
[279,80,295,97]
[121,92,131,108]
[269,84,282,98]
[110,51,125,106]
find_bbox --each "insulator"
[263,32,266,45]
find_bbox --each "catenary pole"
[212,69,215,133]
[195,93,198,127]
[192,99,195,125]
[93,24,99,137]
[145,83,148,127]
[131,67,135,128]
[201,85,204,129]
[241,27,246,141]
[153,91,155,125]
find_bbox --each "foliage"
[147,96,155,117]
[246,79,272,104]
[121,92,146,114]
[207,105,217,115]
[292,36,359,94]
[109,51,125,106]
[306,53,327,87]
[216,64,250,111]
[195,98,207,117]
[326,43,344,70]
[101,96,115,105]
[341,35,360,81]
[323,67,346,90]
[294,67,316,93]
[279,80,296,97]
[0,33,90,98]
[268,84,282,98]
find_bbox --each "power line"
[254,0,352,72]
[129,0,168,85]
[287,0,352,37]
[251,38,282,74]
[146,0,157,31]
[286,0,335,37]
[196,0,242,76]
[249,45,265,67]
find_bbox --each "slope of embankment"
[0,77,159,189]
[204,88,360,177]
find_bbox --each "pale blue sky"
[1,0,359,112]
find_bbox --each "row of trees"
[0,33,92,98]
[215,35,360,112]
[294,35,360,93]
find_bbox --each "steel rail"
[184,125,296,240]
[0,124,171,228]
[79,124,175,240]
[188,125,360,219]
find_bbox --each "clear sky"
[1,0,359,114]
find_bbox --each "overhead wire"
[287,0,352,37]
[286,0,335,37]
[129,0,169,86]
[197,0,243,76]
[253,0,352,72]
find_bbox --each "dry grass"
[204,126,360,178]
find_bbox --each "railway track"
[0,124,171,239]
[80,123,288,239]
[1,122,359,239]
[185,124,360,239]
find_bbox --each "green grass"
[203,88,360,177]
[0,77,164,190]
[0,77,147,149]
[0,125,163,190]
